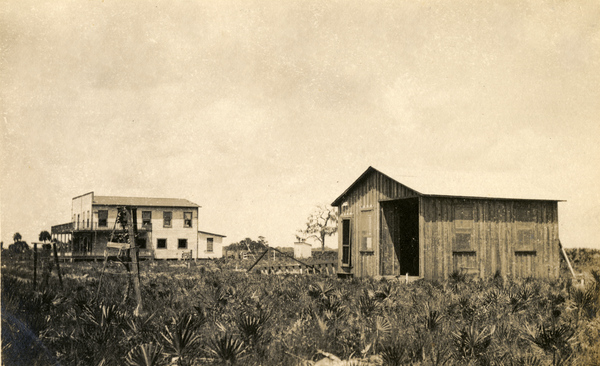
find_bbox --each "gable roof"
[332,166,563,206]
[93,195,200,208]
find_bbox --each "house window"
[360,210,373,251]
[157,238,167,249]
[341,219,351,266]
[77,214,80,230]
[178,239,187,249]
[184,212,192,228]
[98,210,108,227]
[87,210,90,228]
[207,238,214,252]
[117,208,128,228]
[142,211,152,227]
[136,237,147,249]
[163,211,172,228]
[454,204,474,251]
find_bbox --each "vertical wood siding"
[335,169,560,280]
[336,171,418,277]
[421,197,559,281]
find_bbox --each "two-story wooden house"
[52,192,225,260]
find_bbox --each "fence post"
[53,242,63,289]
[33,242,38,290]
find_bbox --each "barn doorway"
[380,198,419,276]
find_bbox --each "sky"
[1,0,599,250]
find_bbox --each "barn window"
[454,204,474,251]
[341,219,351,266]
[515,203,535,251]
[157,238,167,249]
[360,210,373,251]
[98,210,108,227]
[341,202,350,215]
[207,238,214,252]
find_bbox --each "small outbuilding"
[332,166,563,281]
[197,231,226,259]
[294,241,313,259]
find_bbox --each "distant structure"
[331,166,563,280]
[294,241,312,259]
[51,192,225,260]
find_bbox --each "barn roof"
[93,195,200,208]
[332,166,563,206]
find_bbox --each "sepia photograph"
[1,0,599,365]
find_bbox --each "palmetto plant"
[379,341,406,366]
[125,343,164,366]
[422,303,443,332]
[357,289,378,318]
[571,285,598,321]
[123,311,157,345]
[236,310,271,348]
[509,283,537,314]
[160,314,200,365]
[451,323,495,362]
[207,333,247,365]
[371,315,392,353]
[523,323,574,366]
[308,281,335,300]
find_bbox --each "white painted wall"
[90,204,199,259]
[72,192,93,230]
[294,242,312,258]
[197,232,224,259]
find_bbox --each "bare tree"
[296,205,338,251]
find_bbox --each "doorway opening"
[380,198,419,276]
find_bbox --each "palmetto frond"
[160,314,200,358]
[237,310,271,346]
[422,303,443,332]
[523,323,573,354]
[207,333,247,365]
[125,343,164,366]
[451,323,495,360]
[374,316,392,336]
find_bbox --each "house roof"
[93,195,200,208]
[332,166,563,206]
[198,230,226,238]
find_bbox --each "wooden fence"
[253,261,337,275]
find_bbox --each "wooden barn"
[332,166,563,281]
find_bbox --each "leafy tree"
[13,232,22,243]
[296,205,338,251]
[8,241,29,253]
[39,231,51,242]
[226,237,268,253]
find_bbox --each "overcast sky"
[1,0,599,249]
